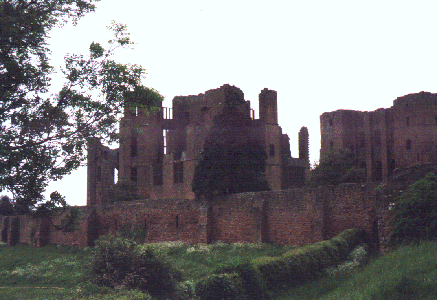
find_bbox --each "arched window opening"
[200,107,211,123]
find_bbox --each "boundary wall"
[0,183,390,250]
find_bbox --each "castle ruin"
[87,84,310,204]
[320,91,437,182]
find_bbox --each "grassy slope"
[277,241,437,300]
[0,241,436,299]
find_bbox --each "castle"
[1,87,436,250]
[321,91,437,182]
[87,84,309,204]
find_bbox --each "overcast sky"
[44,0,437,205]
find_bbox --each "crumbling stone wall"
[0,183,393,251]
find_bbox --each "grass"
[1,241,436,299]
[276,241,437,300]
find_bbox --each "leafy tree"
[0,195,14,216]
[109,179,140,203]
[0,1,162,219]
[310,149,366,187]
[192,104,270,199]
[388,172,437,246]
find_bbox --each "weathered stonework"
[87,84,309,205]
[320,91,437,183]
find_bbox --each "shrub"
[88,235,181,299]
[254,228,367,290]
[388,172,437,247]
[195,273,246,300]
[214,261,270,300]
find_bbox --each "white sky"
[43,0,437,206]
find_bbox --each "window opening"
[114,168,118,184]
[406,139,412,150]
[175,216,179,230]
[173,162,183,184]
[269,144,275,156]
[153,163,163,186]
[406,117,410,126]
[131,167,138,182]
[131,137,137,157]
[163,129,168,154]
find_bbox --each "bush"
[214,262,270,300]
[88,235,181,299]
[388,172,437,247]
[195,273,246,300]
[254,228,367,290]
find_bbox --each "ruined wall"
[1,183,390,250]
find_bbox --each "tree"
[192,103,270,199]
[0,1,162,218]
[388,172,437,246]
[310,149,366,187]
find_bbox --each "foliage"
[0,195,14,215]
[195,273,247,300]
[280,241,437,300]
[254,229,367,291]
[192,105,270,199]
[310,149,366,187]
[214,261,271,300]
[119,222,147,244]
[109,180,140,203]
[388,172,437,246]
[88,235,182,299]
[0,1,162,218]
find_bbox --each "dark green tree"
[310,149,366,187]
[388,172,437,246]
[0,1,162,218]
[192,104,270,199]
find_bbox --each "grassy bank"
[0,241,436,299]
[277,241,437,300]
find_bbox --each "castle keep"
[87,84,309,204]
[320,91,437,182]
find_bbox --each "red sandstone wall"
[2,183,393,250]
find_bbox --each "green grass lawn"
[276,241,437,300]
[0,241,436,299]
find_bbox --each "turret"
[259,88,278,124]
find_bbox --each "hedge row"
[194,229,367,300]
[255,228,367,290]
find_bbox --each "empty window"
[163,129,168,155]
[131,167,138,182]
[406,117,410,126]
[131,137,137,157]
[174,162,183,184]
[175,216,179,230]
[153,163,163,186]
[406,139,412,150]
[269,144,275,156]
